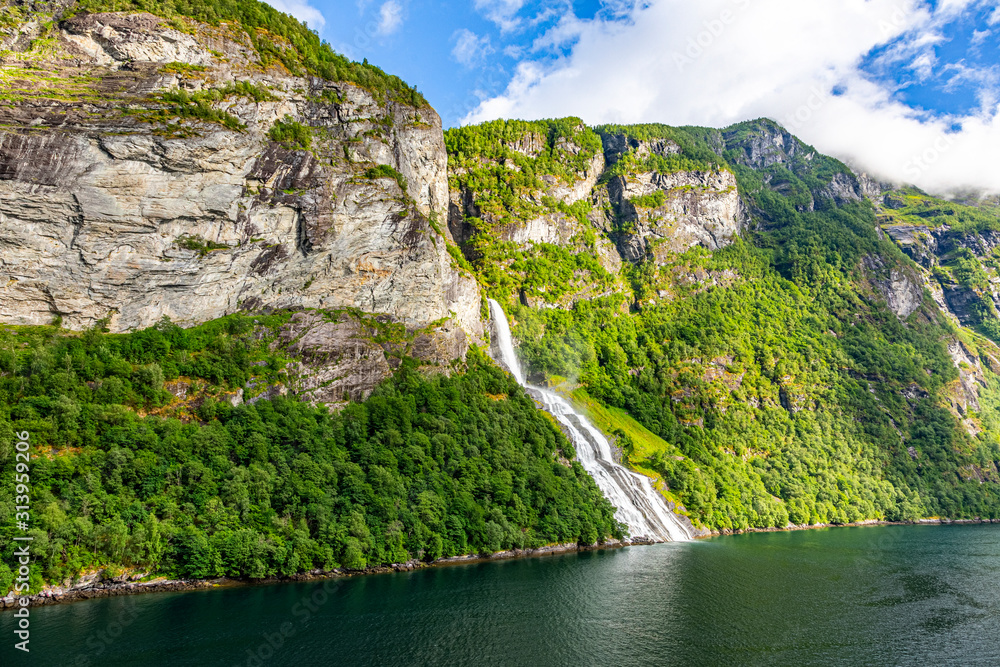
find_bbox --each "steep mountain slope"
[450,118,1000,530]
[2,0,1000,597]
[0,0,480,340]
[0,1,623,594]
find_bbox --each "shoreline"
[697,516,1000,538]
[0,538,652,613]
[5,519,997,612]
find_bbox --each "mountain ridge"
[1,0,1000,593]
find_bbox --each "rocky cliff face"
[605,169,743,262]
[877,194,1000,328]
[861,254,924,320]
[446,125,744,312]
[597,132,744,263]
[725,120,867,213]
[0,9,481,342]
[485,148,619,270]
[446,126,607,250]
[445,120,627,309]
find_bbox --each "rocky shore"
[702,516,1000,537]
[1,539,647,612]
[0,576,219,610]
[5,521,995,612]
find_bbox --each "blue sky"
[859,2,999,119]
[312,0,614,127]
[272,0,1000,193]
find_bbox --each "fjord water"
[488,299,691,542]
[11,525,1000,666]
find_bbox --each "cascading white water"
[488,299,692,543]
[490,301,525,386]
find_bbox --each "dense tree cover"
[595,123,728,176]
[268,116,312,150]
[509,242,616,303]
[451,117,1000,531]
[69,0,425,105]
[445,119,615,305]
[883,186,1000,233]
[0,319,622,593]
[604,151,722,181]
[445,118,603,228]
[446,118,602,180]
[508,239,1000,529]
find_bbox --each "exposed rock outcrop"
[278,311,394,408]
[862,254,924,319]
[724,121,802,170]
[856,172,888,201]
[883,224,939,268]
[447,123,625,309]
[606,170,744,262]
[0,10,481,341]
[723,119,866,213]
[882,223,1000,272]
[275,310,470,409]
[543,150,605,205]
[816,172,864,206]
[602,134,684,168]
[879,220,1000,326]
[945,339,989,435]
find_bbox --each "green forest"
[0,318,621,593]
[2,0,1000,597]
[447,117,1000,531]
[445,118,618,305]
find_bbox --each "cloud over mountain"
[464,0,1000,195]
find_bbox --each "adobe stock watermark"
[878,4,911,38]
[903,132,957,181]
[776,4,914,133]
[68,597,142,667]
[783,86,832,132]
[351,19,384,52]
[232,577,344,667]
[10,430,32,654]
[445,69,507,130]
[672,0,754,72]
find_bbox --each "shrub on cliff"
[70,0,426,105]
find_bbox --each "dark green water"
[5,524,1000,666]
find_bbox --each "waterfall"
[488,299,692,543]
[489,301,525,386]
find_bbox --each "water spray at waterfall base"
[488,299,692,543]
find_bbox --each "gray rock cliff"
[0,10,482,341]
[605,169,743,262]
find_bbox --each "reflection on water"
[4,524,999,667]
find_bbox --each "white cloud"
[463,0,1000,195]
[504,44,525,58]
[933,0,980,18]
[265,0,326,30]
[909,52,937,80]
[452,29,495,67]
[940,62,999,98]
[531,12,589,51]
[377,0,404,35]
[475,0,526,32]
[991,7,1000,25]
